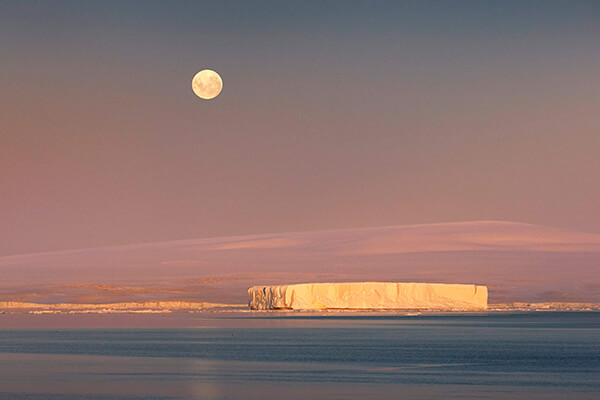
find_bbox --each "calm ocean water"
[0,312,598,399]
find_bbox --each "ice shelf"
[248,282,488,310]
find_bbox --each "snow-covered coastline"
[1,300,599,315]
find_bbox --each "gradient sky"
[1,0,599,256]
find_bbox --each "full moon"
[191,69,223,100]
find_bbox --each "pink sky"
[1,2,600,256]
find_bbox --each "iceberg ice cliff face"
[248,282,487,310]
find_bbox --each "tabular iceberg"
[248,282,487,310]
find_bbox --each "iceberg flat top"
[249,282,487,310]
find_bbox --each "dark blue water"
[0,313,599,399]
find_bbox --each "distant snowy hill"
[1,221,599,304]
